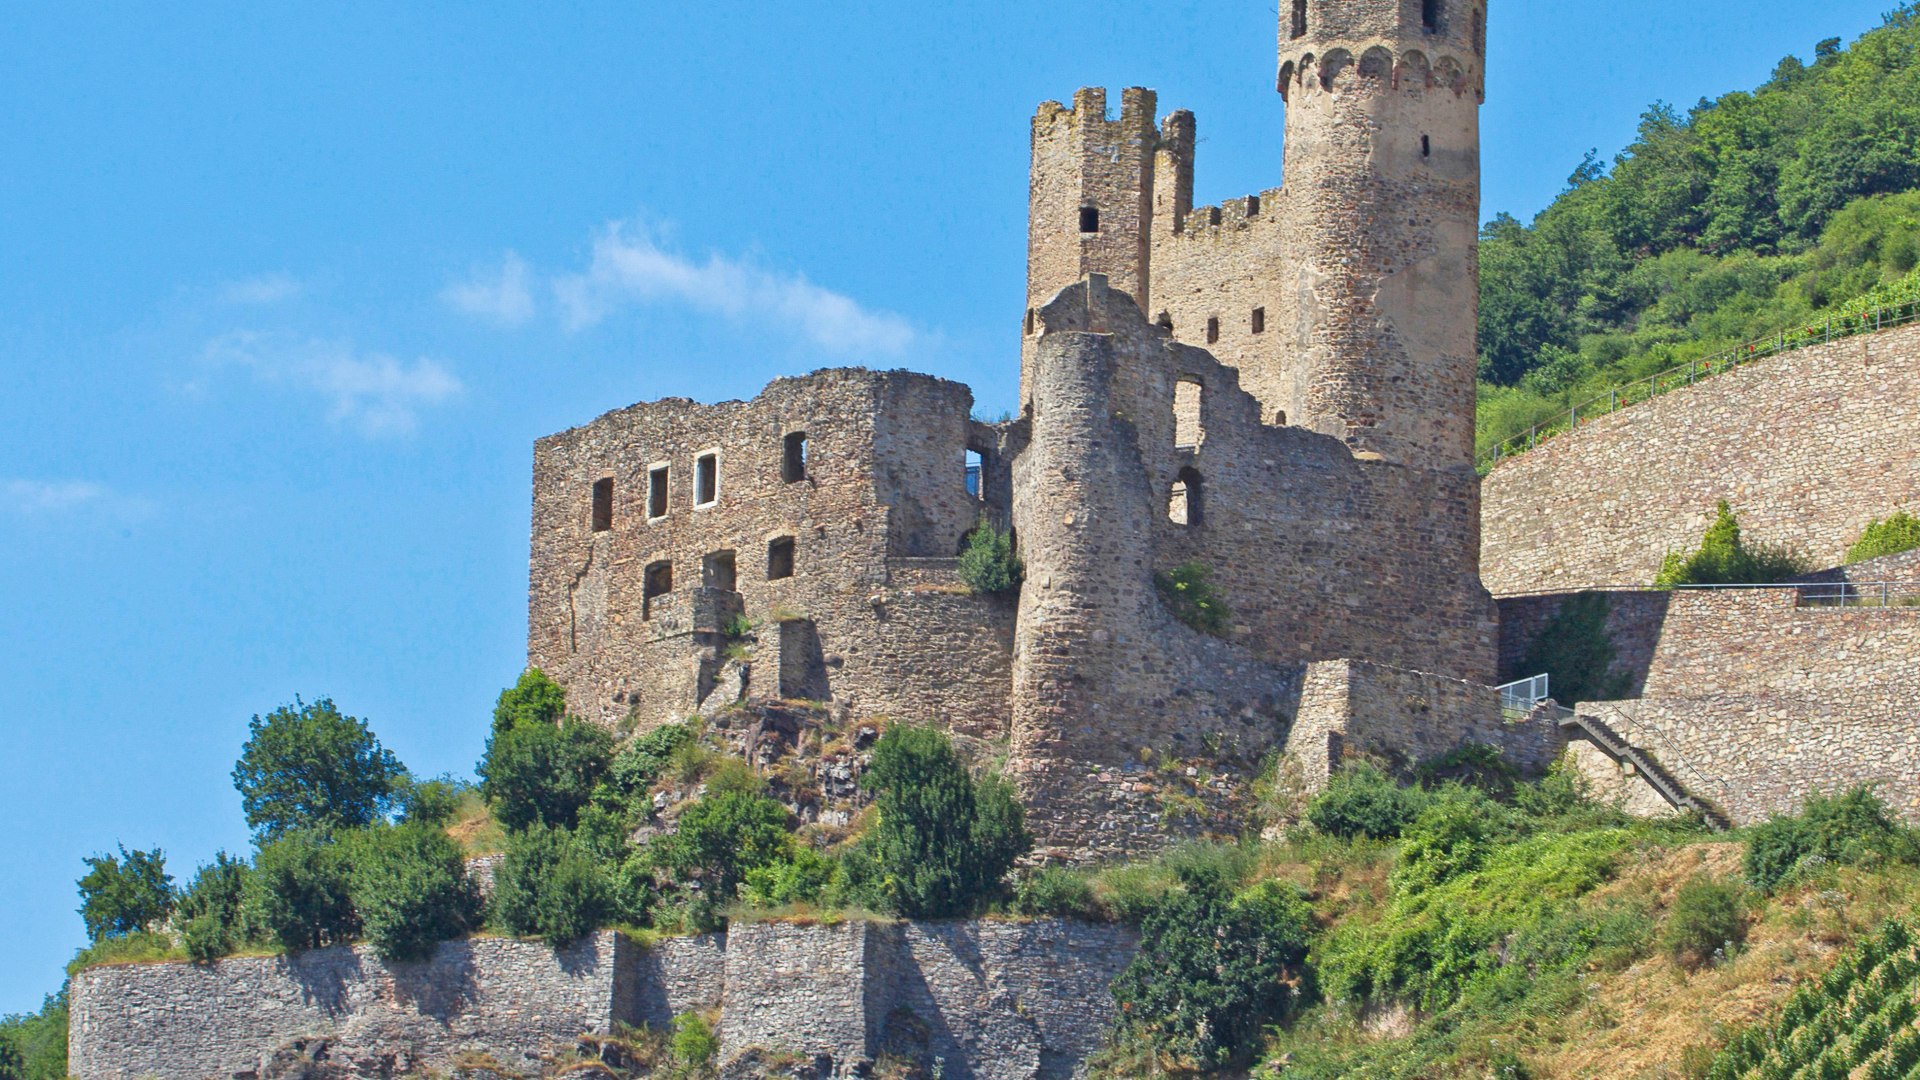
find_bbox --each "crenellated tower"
[1277,0,1486,468]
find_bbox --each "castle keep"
[530,0,1514,854]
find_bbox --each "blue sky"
[0,0,1892,1011]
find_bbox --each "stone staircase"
[1551,705,1728,829]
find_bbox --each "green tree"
[1655,501,1810,587]
[1847,510,1920,563]
[492,668,569,737]
[490,824,612,944]
[0,991,68,1080]
[957,519,1022,596]
[846,725,1031,917]
[248,831,359,952]
[231,697,405,842]
[653,790,794,900]
[347,824,482,962]
[76,845,173,941]
[176,852,253,962]
[479,715,614,831]
[1111,863,1316,1070]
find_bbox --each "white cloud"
[441,253,536,326]
[552,221,916,355]
[218,274,303,305]
[200,332,464,437]
[2,479,106,515]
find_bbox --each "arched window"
[1290,0,1307,39]
[642,561,673,620]
[1169,468,1204,526]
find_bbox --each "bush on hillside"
[601,722,696,808]
[76,845,173,942]
[232,697,406,842]
[739,846,838,909]
[844,725,1031,918]
[957,519,1022,596]
[491,824,612,945]
[248,831,359,952]
[1655,501,1812,587]
[1111,862,1316,1070]
[1847,510,1920,564]
[175,852,254,962]
[1010,866,1104,921]
[1661,874,1749,969]
[346,823,482,962]
[396,775,464,828]
[491,668,570,737]
[479,714,614,832]
[1745,786,1919,893]
[650,790,794,901]
[1390,787,1512,894]
[1306,764,1427,840]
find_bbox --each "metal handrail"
[1478,299,1920,471]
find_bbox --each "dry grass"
[446,787,506,856]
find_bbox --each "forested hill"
[1478,3,1920,455]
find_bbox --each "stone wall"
[70,922,1136,1080]
[1481,321,1920,595]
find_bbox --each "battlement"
[1031,85,1159,134]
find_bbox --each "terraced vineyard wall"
[1481,321,1920,595]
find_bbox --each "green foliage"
[346,824,482,962]
[1661,875,1749,969]
[957,519,1022,596]
[0,991,68,1080]
[651,790,794,900]
[670,1012,720,1071]
[479,712,615,831]
[397,775,464,828]
[176,852,254,962]
[1154,561,1231,635]
[492,667,569,737]
[491,823,612,944]
[1306,763,1428,840]
[1010,866,1104,921]
[248,830,359,952]
[1744,786,1919,892]
[1847,510,1920,563]
[1655,501,1812,587]
[739,846,839,908]
[609,724,695,795]
[232,697,406,842]
[1111,860,1316,1070]
[76,844,173,942]
[845,725,1031,918]
[1515,592,1629,705]
[1389,787,1511,895]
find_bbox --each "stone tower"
[1277,0,1487,468]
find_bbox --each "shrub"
[1111,862,1316,1070]
[671,1012,720,1071]
[396,775,463,828]
[1662,875,1748,969]
[347,824,482,962]
[1154,561,1231,634]
[248,831,359,952]
[845,726,1031,918]
[76,845,173,942]
[492,824,612,944]
[1011,866,1103,920]
[957,519,1022,596]
[739,847,839,908]
[1306,764,1427,840]
[1514,591,1629,705]
[1847,510,1920,564]
[231,697,406,842]
[175,852,253,962]
[651,790,793,900]
[479,715,615,831]
[491,668,569,737]
[603,722,696,807]
[1744,786,1919,892]
[1655,501,1812,587]
[1390,786,1510,894]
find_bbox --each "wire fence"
[1497,581,1920,608]
[1478,299,1920,472]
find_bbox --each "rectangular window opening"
[767,537,797,581]
[1290,0,1308,39]
[703,550,737,592]
[1247,194,1261,217]
[782,432,808,483]
[1174,379,1205,450]
[648,466,669,519]
[1205,317,1220,345]
[1078,206,1100,233]
[694,453,718,506]
[590,478,614,532]
[964,449,985,500]
[1422,134,1432,158]
[642,561,673,620]
[1251,307,1266,334]
[1423,0,1440,32]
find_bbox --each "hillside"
[1477,3,1920,458]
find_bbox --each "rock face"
[68,920,1138,1080]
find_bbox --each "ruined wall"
[71,923,1133,1080]
[1481,322,1920,595]
[529,369,1011,737]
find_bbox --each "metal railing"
[1495,673,1551,718]
[1498,581,1920,609]
[1478,299,1920,472]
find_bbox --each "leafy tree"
[176,852,253,962]
[232,697,405,842]
[492,668,569,737]
[1515,591,1630,705]
[740,847,839,908]
[248,831,359,951]
[957,519,1022,596]
[1306,764,1428,840]
[1655,501,1811,587]
[479,715,614,831]
[0,991,68,1080]
[1847,510,1920,563]
[396,775,463,828]
[346,824,482,962]
[652,790,794,900]
[1111,863,1316,1070]
[491,824,612,944]
[76,845,173,941]
[845,725,1031,917]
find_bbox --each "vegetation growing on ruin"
[1655,501,1813,587]
[1515,591,1630,705]
[1848,510,1920,564]
[957,519,1022,596]
[1477,5,1920,457]
[1155,561,1231,635]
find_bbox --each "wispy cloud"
[2,478,107,515]
[441,253,536,326]
[552,221,916,355]
[218,274,303,305]
[199,332,464,437]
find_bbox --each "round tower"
[1278,0,1486,468]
